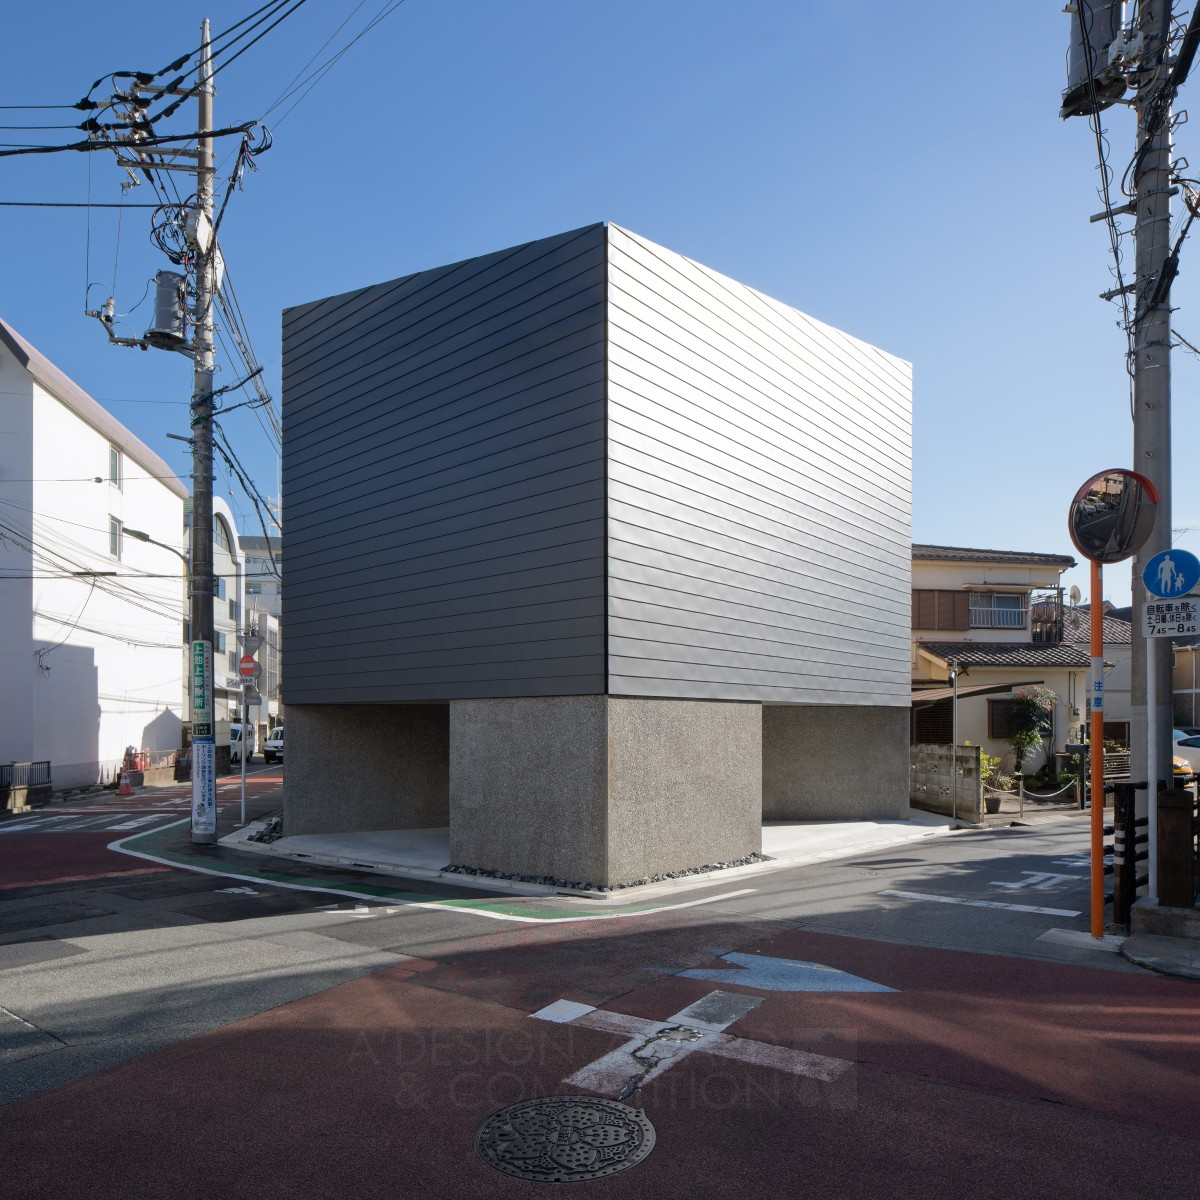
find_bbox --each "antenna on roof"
[1069,585,1082,606]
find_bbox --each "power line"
[0,201,160,208]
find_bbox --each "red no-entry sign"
[238,654,257,678]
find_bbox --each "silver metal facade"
[605,225,912,705]
[281,223,912,707]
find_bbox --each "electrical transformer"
[1061,1,1129,118]
[143,270,189,352]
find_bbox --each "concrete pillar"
[284,704,449,835]
[449,696,761,886]
[763,704,909,821]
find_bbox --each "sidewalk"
[215,811,961,903]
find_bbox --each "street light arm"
[124,527,190,568]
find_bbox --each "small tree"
[1007,687,1055,774]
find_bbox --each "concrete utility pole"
[190,18,218,844]
[1130,1,1175,789]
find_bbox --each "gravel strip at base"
[442,851,772,893]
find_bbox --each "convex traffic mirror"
[1067,468,1160,564]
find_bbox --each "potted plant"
[980,750,1014,814]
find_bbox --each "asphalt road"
[3,792,1198,1199]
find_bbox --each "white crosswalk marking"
[106,815,167,831]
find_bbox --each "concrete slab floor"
[219,812,961,903]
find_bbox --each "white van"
[229,722,257,765]
[263,725,284,764]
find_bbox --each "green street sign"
[191,640,212,737]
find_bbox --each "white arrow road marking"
[532,990,852,1099]
[992,871,1088,891]
[879,889,1081,917]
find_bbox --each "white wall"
[0,356,36,764]
[28,381,185,787]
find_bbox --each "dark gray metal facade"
[282,223,912,708]
[282,224,608,702]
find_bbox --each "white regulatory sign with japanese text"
[1143,598,1200,639]
[192,739,216,836]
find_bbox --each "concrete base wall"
[763,704,909,821]
[450,696,609,883]
[449,696,761,886]
[606,698,761,882]
[284,704,449,835]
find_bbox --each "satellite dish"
[1069,585,1081,605]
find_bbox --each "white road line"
[879,889,1081,917]
[106,820,759,926]
[533,991,851,1097]
[106,815,170,831]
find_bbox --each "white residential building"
[241,534,282,736]
[0,319,188,790]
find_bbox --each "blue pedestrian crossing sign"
[1143,549,1200,599]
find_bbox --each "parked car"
[264,725,284,764]
[229,722,256,765]
[1171,729,1200,773]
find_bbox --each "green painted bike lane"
[111,819,744,924]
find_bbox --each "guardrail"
[1,760,53,810]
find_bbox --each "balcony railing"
[968,601,1028,630]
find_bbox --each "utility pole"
[1130,1,1174,790]
[190,18,219,844]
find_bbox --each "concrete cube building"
[281,223,912,885]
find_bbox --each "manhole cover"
[475,1096,656,1183]
[657,1025,703,1042]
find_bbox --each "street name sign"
[1142,548,1200,599]
[190,640,212,738]
[1142,598,1200,639]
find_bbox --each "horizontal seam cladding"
[282,261,605,412]
[606,483,911,588]
[284,351,604,474]
[605,336,910,483]
[287,403,605,517]
[606,435,911,552]
[285,325,605,470]
[607,237,912,412]
[605,299,911,471]
[609,228,911,387]
[283,225,603,365]
[285,450,606,555]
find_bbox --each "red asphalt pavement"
[6,907,1199,1199]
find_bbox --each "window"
[214,518,231,553]
[216,576,226,601]
[215,631,226,653]
[989,698,1053,739]
[229,598,239,622]
[969,591,1027,630]
[911,590,969,630]
[108,445,122,489]
[109,517,122,559]
[229,650,237,673]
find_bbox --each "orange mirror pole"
[1090,558,1105,938]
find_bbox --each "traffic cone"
[116,770,135,798]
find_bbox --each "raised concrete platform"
[220,813,957,902]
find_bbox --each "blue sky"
[4,0,1199,606]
